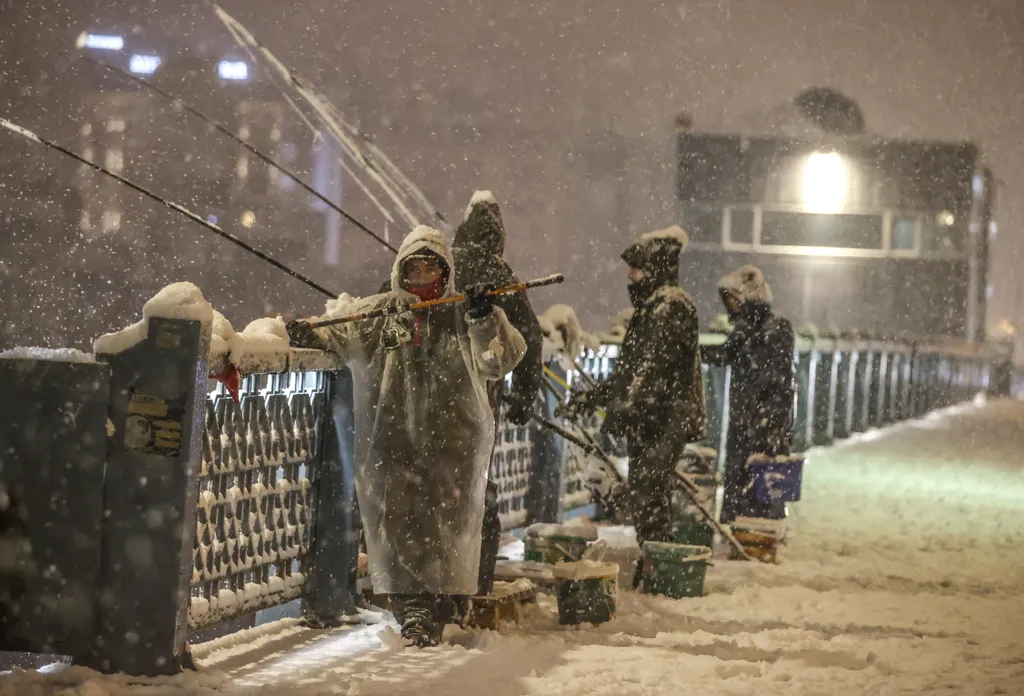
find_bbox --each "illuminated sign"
[218,61,249,81]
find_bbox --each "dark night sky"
[2,0,1023,336]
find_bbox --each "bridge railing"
[0,308,1011,676]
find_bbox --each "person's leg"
[628,432,684,590]
[629,433,682,545]
[390,594,443,647]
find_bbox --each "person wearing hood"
[704,265,795,526]
[382,192,544,595]
[287,226,526,647]
[569,227,706,576]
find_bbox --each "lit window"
[105,148,124,172]
[78,33,124,51]
[106,119,126,133]
[972,173,985,199]
[129,55,161,75]
[102,210,121,232]
[218,61,248,81]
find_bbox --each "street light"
[802,151,848,214]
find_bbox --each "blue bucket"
[748,455,804,504]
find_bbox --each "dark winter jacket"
[384,194,544,418]
[705,266,796,459]
[595,228,707,444]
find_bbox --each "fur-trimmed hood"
[719,265,773,305]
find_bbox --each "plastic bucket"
[553,561,619,625]
[731,517,784,564]
[747,455,804,504]
[641,542,712,599]
[523,524,597,564]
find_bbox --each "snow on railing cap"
[0,347,96,363]
[94,282,214,355]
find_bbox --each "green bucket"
[523,524,597,564]
[553,561,619,625]
[641,542,712,599]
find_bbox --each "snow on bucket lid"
[642,541,713,563]
[525,523,599,541]
[552,559,620,580]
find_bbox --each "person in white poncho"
[288,226,526,647]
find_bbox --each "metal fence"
[0,314,1012,676]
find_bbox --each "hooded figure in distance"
[704,265,795,525]
[571,227,706,579]
[288,225,526,646]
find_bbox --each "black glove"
[286,319,325,350]
[503,393,534,426]
[464,284,494,320]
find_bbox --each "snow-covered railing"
[563,332,1007,474]
[188,371,327,630]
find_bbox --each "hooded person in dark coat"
[379,192,544,595]
[704,265,795,524]
[454,191,544,595]
[572,227,706,559]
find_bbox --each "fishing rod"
[0,116,338,298]
[306,274,564,328]
[524,387,752,561]
[81,55,399,255]
[210,1,436,232]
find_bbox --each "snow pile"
[539,304,600,362]
[94,282,213,355]
[0,347,95,363]
[209,310,236,358]
[325,292,360,317]
[230,317,290,362]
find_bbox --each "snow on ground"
[3,399,1023,695]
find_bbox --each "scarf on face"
[405,276,446,346]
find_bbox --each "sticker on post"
[124,390,186,457]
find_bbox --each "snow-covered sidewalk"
[4,399,1024,695]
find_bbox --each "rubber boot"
[390,595,442,648]
[477,480,501,596]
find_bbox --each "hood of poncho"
[391,225,456,299]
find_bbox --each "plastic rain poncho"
[312,226,526,595]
